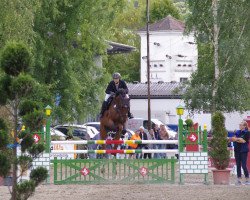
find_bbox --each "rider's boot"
[128,108,134,119]
[100,101,108,118]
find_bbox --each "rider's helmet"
[112,72,121,79]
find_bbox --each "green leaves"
[0,153,11,177]
[210,112,230,170]
[184,0,250,113]
[1,41,32,76]
[16,180,35,200]
[150,0,181,22]
[29,167,48,186]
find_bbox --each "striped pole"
[51,149,179,154]
[51,140,178,145]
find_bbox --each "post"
[203,124,208,152]
[178,117,184,152]
[45,116,51,153]
[146,0,151,130]
[45,105,52,153]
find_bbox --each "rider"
[100,72,134,119]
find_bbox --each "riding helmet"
[112,72,121,79]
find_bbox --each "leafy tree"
[0,41,48,200]
[150,0,181,22]
[184,0,250,114]
[0,0,37,48]
[31,0,126,122]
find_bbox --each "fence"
[50,140,178,184]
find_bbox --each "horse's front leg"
[113,124,123,151]
[100,124,107,151]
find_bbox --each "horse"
[100,88,129,153]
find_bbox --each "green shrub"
[185,118,194,128]
[1,41,31,76]
[29,167,48,186]
[0,153,11,177]
[16,180,35,200]
[18,130,35,152]
[209,111,230,170]
[18,155,33,172]
[27,144,45,157]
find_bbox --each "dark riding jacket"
[234,129,249,153]
[105,80,128,94]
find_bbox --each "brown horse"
[100,89,129,152]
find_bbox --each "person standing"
[152,124,161,158]
[139,126,151,159]
[128,130,141,159]
[159,125,169,158]
[232,121,250,185]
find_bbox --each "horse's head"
[113,89,129,115]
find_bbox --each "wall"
[139,31,197,83]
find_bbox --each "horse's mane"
[115,88,126,98]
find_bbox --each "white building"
[127,82,250,131]
[137,15,197,83]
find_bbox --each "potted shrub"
[210,111,230,184]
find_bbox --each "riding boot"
[128,108,134,119]
[100,101,108,118]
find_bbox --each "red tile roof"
[138,15,185,32]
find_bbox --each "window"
[180,78,188,83]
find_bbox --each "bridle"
[112,94,129,121]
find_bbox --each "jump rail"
[51,149,179,154]
[51,140,179,145]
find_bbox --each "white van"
[127,118,177,139]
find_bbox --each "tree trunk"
[11,103,18,200]
[211,0,219,114]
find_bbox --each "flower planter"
[212,169,231,185]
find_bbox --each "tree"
[210,111,230,169]
[0,41,48,200]
[150,0,181,22]
[184,0,250,114]
[0,0,37,48]
[31,0,126,122]
[0,0,126,123]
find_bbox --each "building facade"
[137,15,197,83]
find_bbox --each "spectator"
[128,130,141,159]
[152,124,161,159]
[139,126,151,159]
[232,121,250,185]
[159,124,169,158]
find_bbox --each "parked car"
[127,118,178,139]
[54,125,91,140]
[83,122,134,139]
[83,122,100,132]
[50,128,66,140]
